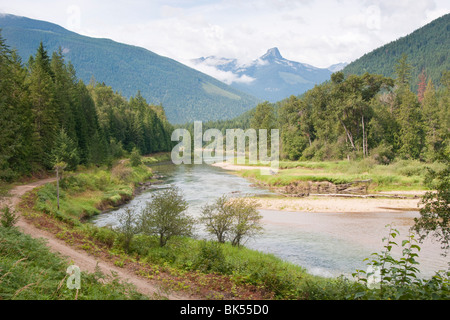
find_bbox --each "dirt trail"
[1,178,194,300]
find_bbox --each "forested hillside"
[0,14,260,124]
[276,63,449,162]
[0,33,173,181]
[343,13,450,93]
[204,55,449,164]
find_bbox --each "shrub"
[192,240,230,274]
[139,187,194,247]
[200,195,263,247]
[352,225,450,300]
[1,206,18,228]
[370,143,395,164]
[130,147,142,167]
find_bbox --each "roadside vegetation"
[3,152,446,300]
[0,222,147,300]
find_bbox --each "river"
[91,161,449,278]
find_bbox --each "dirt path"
[1,178,194,300]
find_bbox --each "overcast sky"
[1,0,449,70]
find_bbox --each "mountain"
[192,48,342,102]
[327,62,348,73]
[0,14,260,124]
[343,13,450,91]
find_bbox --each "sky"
[1,0,449,79]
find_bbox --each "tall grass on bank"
[17,153,449,300]
[0,226,146,300]
[238,159,446,191]
[32,160,153,225]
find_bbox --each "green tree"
[396,89,424,159]
[0,32,32,179]
[139,187,194,247]
[129,147,142,167]
[201,195,263,246]
[228,197,263,247]
[115,208,139,253]
[422,80,442,160]
[251,101,276,153]
[27,42,58,169]
[413,151,450,253]
[200,195,236,243]
[0,206,19,228]
[50,128,79,171]
[394,54,412,89]
[393,55,424,159]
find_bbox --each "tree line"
[249,54,449,163]
[0,32,173,181]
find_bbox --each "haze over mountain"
[343,13,450,92]
[191,48,347,102]
[0,13,261,124]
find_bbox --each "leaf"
[354,292,366,299]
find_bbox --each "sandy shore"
[252,196,422,213]
[211,161,269,171]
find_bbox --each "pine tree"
[27,42,58,169]
[422,80,442,160]
[393,55,424,159]
[0,33,32,179]
[50,128,79,171]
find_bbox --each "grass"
[0,182,12,198]
[32,160,153,225]
[235,158,445,192]
[9,152,449,300]
[0,226,147,300]
[16,156,335,299]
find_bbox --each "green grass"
[82,230,331,299]
[236,158,445,192]
[0,226,147,300]
[34,160,153,224]
[0,182,12,197]
[141,152,172,165]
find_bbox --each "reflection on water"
[91,161,449,278]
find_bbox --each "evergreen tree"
[0,33,32,179]
[50,128,79,171]
[422,80,442,160]
[27,42,58,169]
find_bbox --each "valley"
[0,7,449,303]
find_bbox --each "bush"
[352,225,450,300]
[192,241,230,274]
[92,227,118,248]
[139,187,194,247]
[371,143,395,164]
[130,147,142,167]
[200,195,263,247]
[1,206,18,228]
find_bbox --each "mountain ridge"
[191,47,347,102]
[0,13,261,124]
[342,13,450,91]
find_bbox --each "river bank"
[211,161,426,213]
[251,195,421,213]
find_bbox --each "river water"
[91,161,449,278]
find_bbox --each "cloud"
[186,58,256,85]
[1,0,449,70]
